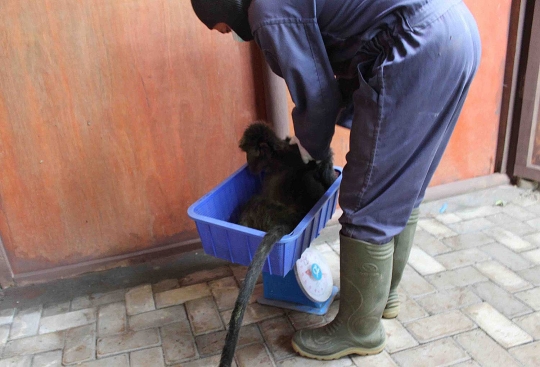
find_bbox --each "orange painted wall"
[0,0,265,278]
[432,0,511,185]
[288,0,511,186]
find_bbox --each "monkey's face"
[245,148,268,174]
[239,122,277,174]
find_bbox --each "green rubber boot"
[382,207,420,319]
[291,235,394,360]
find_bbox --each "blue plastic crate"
[187,165,342,276]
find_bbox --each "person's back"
[249,0,427,77]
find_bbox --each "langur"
[219,122,336,367]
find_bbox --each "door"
[0,0,266,286]
[514,1,540,180]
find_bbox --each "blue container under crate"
[187,164,342,277]
[263,270,322,307]
[260,271,339,315]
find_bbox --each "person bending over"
[191,0,480,360]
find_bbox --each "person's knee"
[338,202,420,244]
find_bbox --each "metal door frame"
[514,1,540,180]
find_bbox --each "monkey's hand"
[289,136,317,164]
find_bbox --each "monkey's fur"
[219,122,336,367]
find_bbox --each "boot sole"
[291,340,385,360]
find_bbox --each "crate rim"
[187,164,342,242]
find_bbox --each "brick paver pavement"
[0,184,539,366]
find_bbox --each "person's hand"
[289,136,315,164]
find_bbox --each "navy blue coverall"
[248,0,481,244]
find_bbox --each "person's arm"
[253,20,342,161]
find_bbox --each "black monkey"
[219,122,336,367]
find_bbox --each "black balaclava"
[191,0,253,41]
